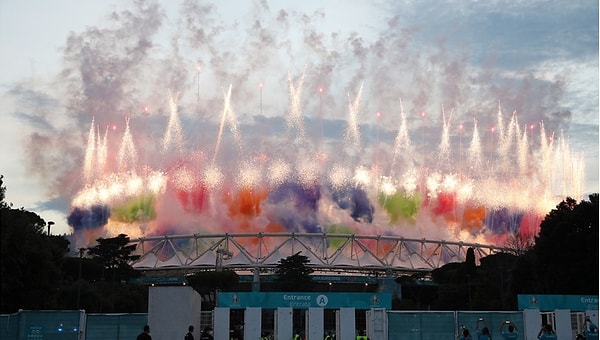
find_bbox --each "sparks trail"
[69,80,584,251]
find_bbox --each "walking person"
[537,324,557,339]
[185,325,195,340]
[457,325,473,340]
[137,325,152,340]
[231,323,244,340]
[199,326,214,340]
[356,329,368,340]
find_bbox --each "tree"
[0,177,148,313]
[0,175,70,313]
[87,234,140,283]
[465,247,476,276]
[430,247,479,310]
[531,194,599,294]
[503,233,535,256]
[273,252,314,292]
[431,262,470,310]
[85,234,144,312]
[0,175,7,208]
[187,271,239,309]
[477,253,519,310]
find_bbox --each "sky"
[0,0,598,238]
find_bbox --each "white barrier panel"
[148,286,202,340]
[245,307,261,340]
[338,308,355,340]
[307,307,324,340]
[277,307,293,340]
[555,309,571,340]
[523,308,540,340]
[367,308,386,340]
[214,307,230,340]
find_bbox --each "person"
[585,316,599,339]
[499,320,518,340]
[185,325,195,340]
[356,329,368,340]
[537,324,557,339]
[231,323,244,340]
[457,325,472,340]
[324,331,334,340]
[260,331,271,340]
[293,329,302,340]
[200,326,214,340]
[475,318,491,340]
[137,325,152,340]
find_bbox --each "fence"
[387,310,524,339]
[0,309,530,340]
[1,310,147,340]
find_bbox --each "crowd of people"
[455,315,598,340]
[457,318,518,340]
[133,315,597,340]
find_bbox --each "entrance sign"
[218,292,391,309]
[518,294,599,311]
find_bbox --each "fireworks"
[69,80,584,250]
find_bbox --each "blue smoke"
[67,205,110,230]
[484,208,523,234]
[330,185,374,223]
[267,181,321,232]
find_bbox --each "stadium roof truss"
[129,233,510,275]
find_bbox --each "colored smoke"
[67,87,584,250]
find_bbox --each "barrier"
[1,307,596,339]
[1,310,146,340]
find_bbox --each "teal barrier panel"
[457,311,524,338]
[387,311,456,339]
[0,310,81,340]
[0,311,147,340]
[0,312,22,340]
[2,310,524,339]
[85,313,148,340]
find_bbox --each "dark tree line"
[422,193,599,310]
[0,176,147,313]
[1,173,597,313]
[0,195,70,311]
[533,195,598,294]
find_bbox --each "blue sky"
[0,0,598,236]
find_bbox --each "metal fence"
[1,310,147,340]
[387,310,524,339]
[1,309,525,340]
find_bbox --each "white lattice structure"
[130,232,510,275]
